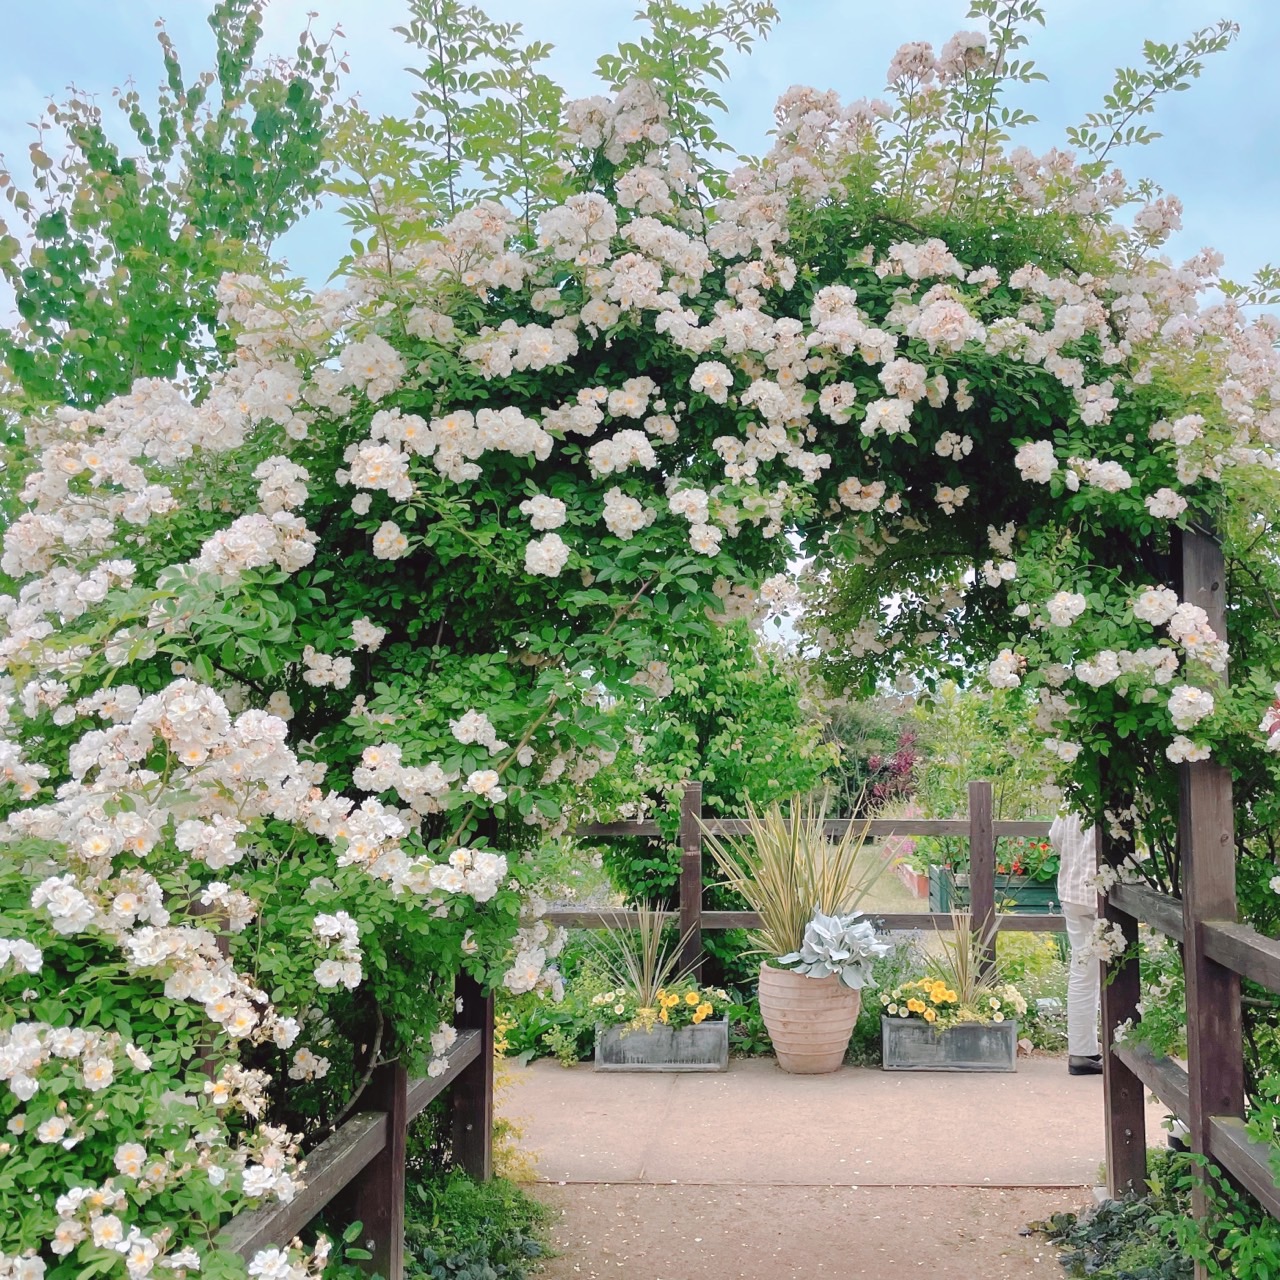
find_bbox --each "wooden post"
[1099,812,1148,1196]
[351,1061,407,1280]
[1178,528,1244,1257]
[451,972,494,1181]
[968,780,996,977]
[678,781,704,981]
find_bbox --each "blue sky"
[0,1,1276,290]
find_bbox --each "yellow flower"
[907,998,926,1014]
[924,1008,937,1023]
[944,990,957,1003]
[685,991,700,1006]
[696,1001,713,1019]
[659,1008,669,1024]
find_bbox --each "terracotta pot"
[757,962,861,1074]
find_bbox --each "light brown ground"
[529,1183,1073,1279]
[506,1055,1174,1278]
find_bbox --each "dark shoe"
[1069,1054,1104,1076]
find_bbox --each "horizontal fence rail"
[1105,882,1280,1221]
[568,780,1060,979]
[216,981,494,1280]
[543,907,1067,932]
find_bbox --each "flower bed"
[591,980,731,1071]
[928,866,1061,914]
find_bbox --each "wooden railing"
[215,976,494,1279]
[547,778,1062,978]
[205,780,1085,1277]
[1095,528,1280,1280]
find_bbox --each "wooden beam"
[217,1112,387,1260]
[571,818,1051,842]
[451,975,494,1181]
[574,820,663,838]
[1099,789,1147,1197]
[1202,921,1280,996]
[350,1063,407,1279]
[1208,1117,1280,1222]
[1177,527,1245,1267]
[545,907,1065,932]
[706,817,972,838]
[678,782,704,980]
[405,1028,482,1120]
[968,780,997,977]
[1113,1041,1191,1126]
[1107,884,1186,944]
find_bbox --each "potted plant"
[927,835,1062,914]
[589,903,733,1071]
[702,797,890,1074]
[879,913,1028,1071]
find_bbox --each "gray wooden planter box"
[594,1020,729,1072]
[881,1015,1018,1072]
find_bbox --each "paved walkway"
[503,1056,1174,1278]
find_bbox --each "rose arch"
[3,1,1280,1273]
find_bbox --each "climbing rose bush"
[2,0,1279,1272]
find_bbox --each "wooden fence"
[215,975,494,1279]
[546,777,1064,976]
[1097,528,1279,1274]
[212,781,1059,1276]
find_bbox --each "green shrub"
[402,1173,549,1280]
[1035,1149,1192,1279]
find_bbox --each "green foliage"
[1036,1149,1194,1279]
[595,1,777,183]
[727,996,773,1056]
[497,939,609,1065]
[1154,1155,1280,1278]
[402,1172,549,1280]
[1066,21,1239,162]
[845,936,929,1065]
[0,1,342,410]
[589,623,837,913]
[912,683,1053,820]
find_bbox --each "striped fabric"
[1052,812,1099,908]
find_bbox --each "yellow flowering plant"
[591,980,731,1033]
[879,977,1025,1028]
[879,912,1027,1027]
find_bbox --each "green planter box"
[928,866,1060,914]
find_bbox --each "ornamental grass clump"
[584,901,691,1003]
[584,903,728,1033]
[880,912,1027,1025]
[700,795,888,962]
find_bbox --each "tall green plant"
[586,902,695,1005]
[701,797,886,958]
[0,0,343,411]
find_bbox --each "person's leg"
[1063,904,1101,1062]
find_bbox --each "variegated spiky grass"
[587,901,695,1006]
[928,911,1009,1004]
[700,795,887,959]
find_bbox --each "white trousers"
[1063,903,1101,1058]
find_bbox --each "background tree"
[0,0,344,528]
